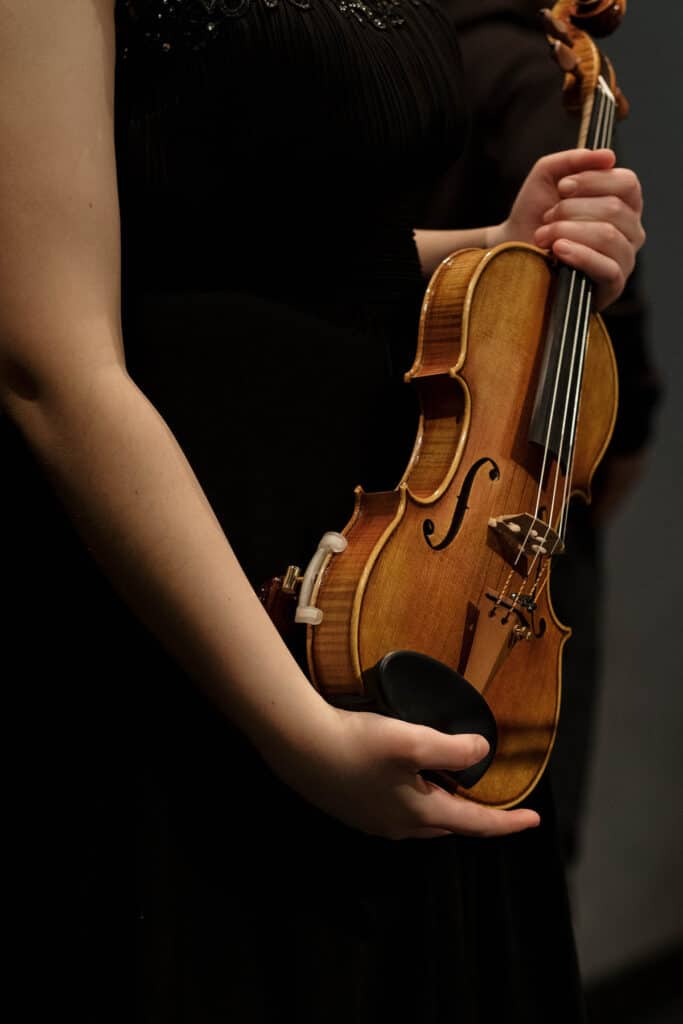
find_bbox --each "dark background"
[565,0,683,1012]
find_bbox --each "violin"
[262,1,629,808]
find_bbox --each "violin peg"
[615,85,630,120]
[551,40,583,79]
[539,8,574,47]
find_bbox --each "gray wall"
[572,2,683,981]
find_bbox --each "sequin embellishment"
[119,0,424,55]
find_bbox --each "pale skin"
[0,0,645,840]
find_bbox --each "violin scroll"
[542,2,626,41]
[540,2,629,132]
[571,1,626,38]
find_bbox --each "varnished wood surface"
[547,1,627,139]
[308,244,617,808]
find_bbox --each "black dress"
[3,1,585,1020]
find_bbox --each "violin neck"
[527,60,617,536]
[582,58,618,150]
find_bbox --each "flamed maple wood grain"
[308,243,617,807]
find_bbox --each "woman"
[0,1,644,1020]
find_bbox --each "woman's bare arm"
[0,0,339,776]
[0,0,541,839]
[413,226,496,277]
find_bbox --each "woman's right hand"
[262,703,540,840]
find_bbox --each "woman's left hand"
[492,148,645,311]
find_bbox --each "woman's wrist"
[484,221,509,249]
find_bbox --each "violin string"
[557,78,614,540]
[492,464,538,612]
[490,317,570,611]
[538,274,589,548]
[490,76,616,619]
[488,460,524,611]
[519,77,612,574]
[520,74,608,558]
[515,266,590,574]
[516,270,577,569]
[501,508,555,623]
[558,288,593,543]
[521,273,591,584]
[518,281,593,588]
[593,78,610,157]
[553,81,612,546]
[605,89,616,150]
[506,267,586,619]
[555,79,616,545]
[604,74,616,149]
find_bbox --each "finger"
[535,148,616,186]
[449,806,541,838]
[534,219,635,278]
[542,196,646,247]
[406,727,490,773]
[547,238,624,310]
[555,167,643,213]
[416,784,541,838]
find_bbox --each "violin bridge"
[487,512,564,575]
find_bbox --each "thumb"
[409,726,489,773]
[538,147,616,185]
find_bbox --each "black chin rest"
[364,650,497,789]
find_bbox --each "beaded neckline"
[120,0,426,54]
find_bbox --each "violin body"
[261,0,628,808]
[307,243,617,808]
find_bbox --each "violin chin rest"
[364,650,497,790]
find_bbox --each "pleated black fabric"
[3,2,585,1020]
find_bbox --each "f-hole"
[423,457,500,551]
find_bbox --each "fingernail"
[473,736,489,759]
[534,226,550,244]
[559,177,578,195]
[555,241,573,257]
